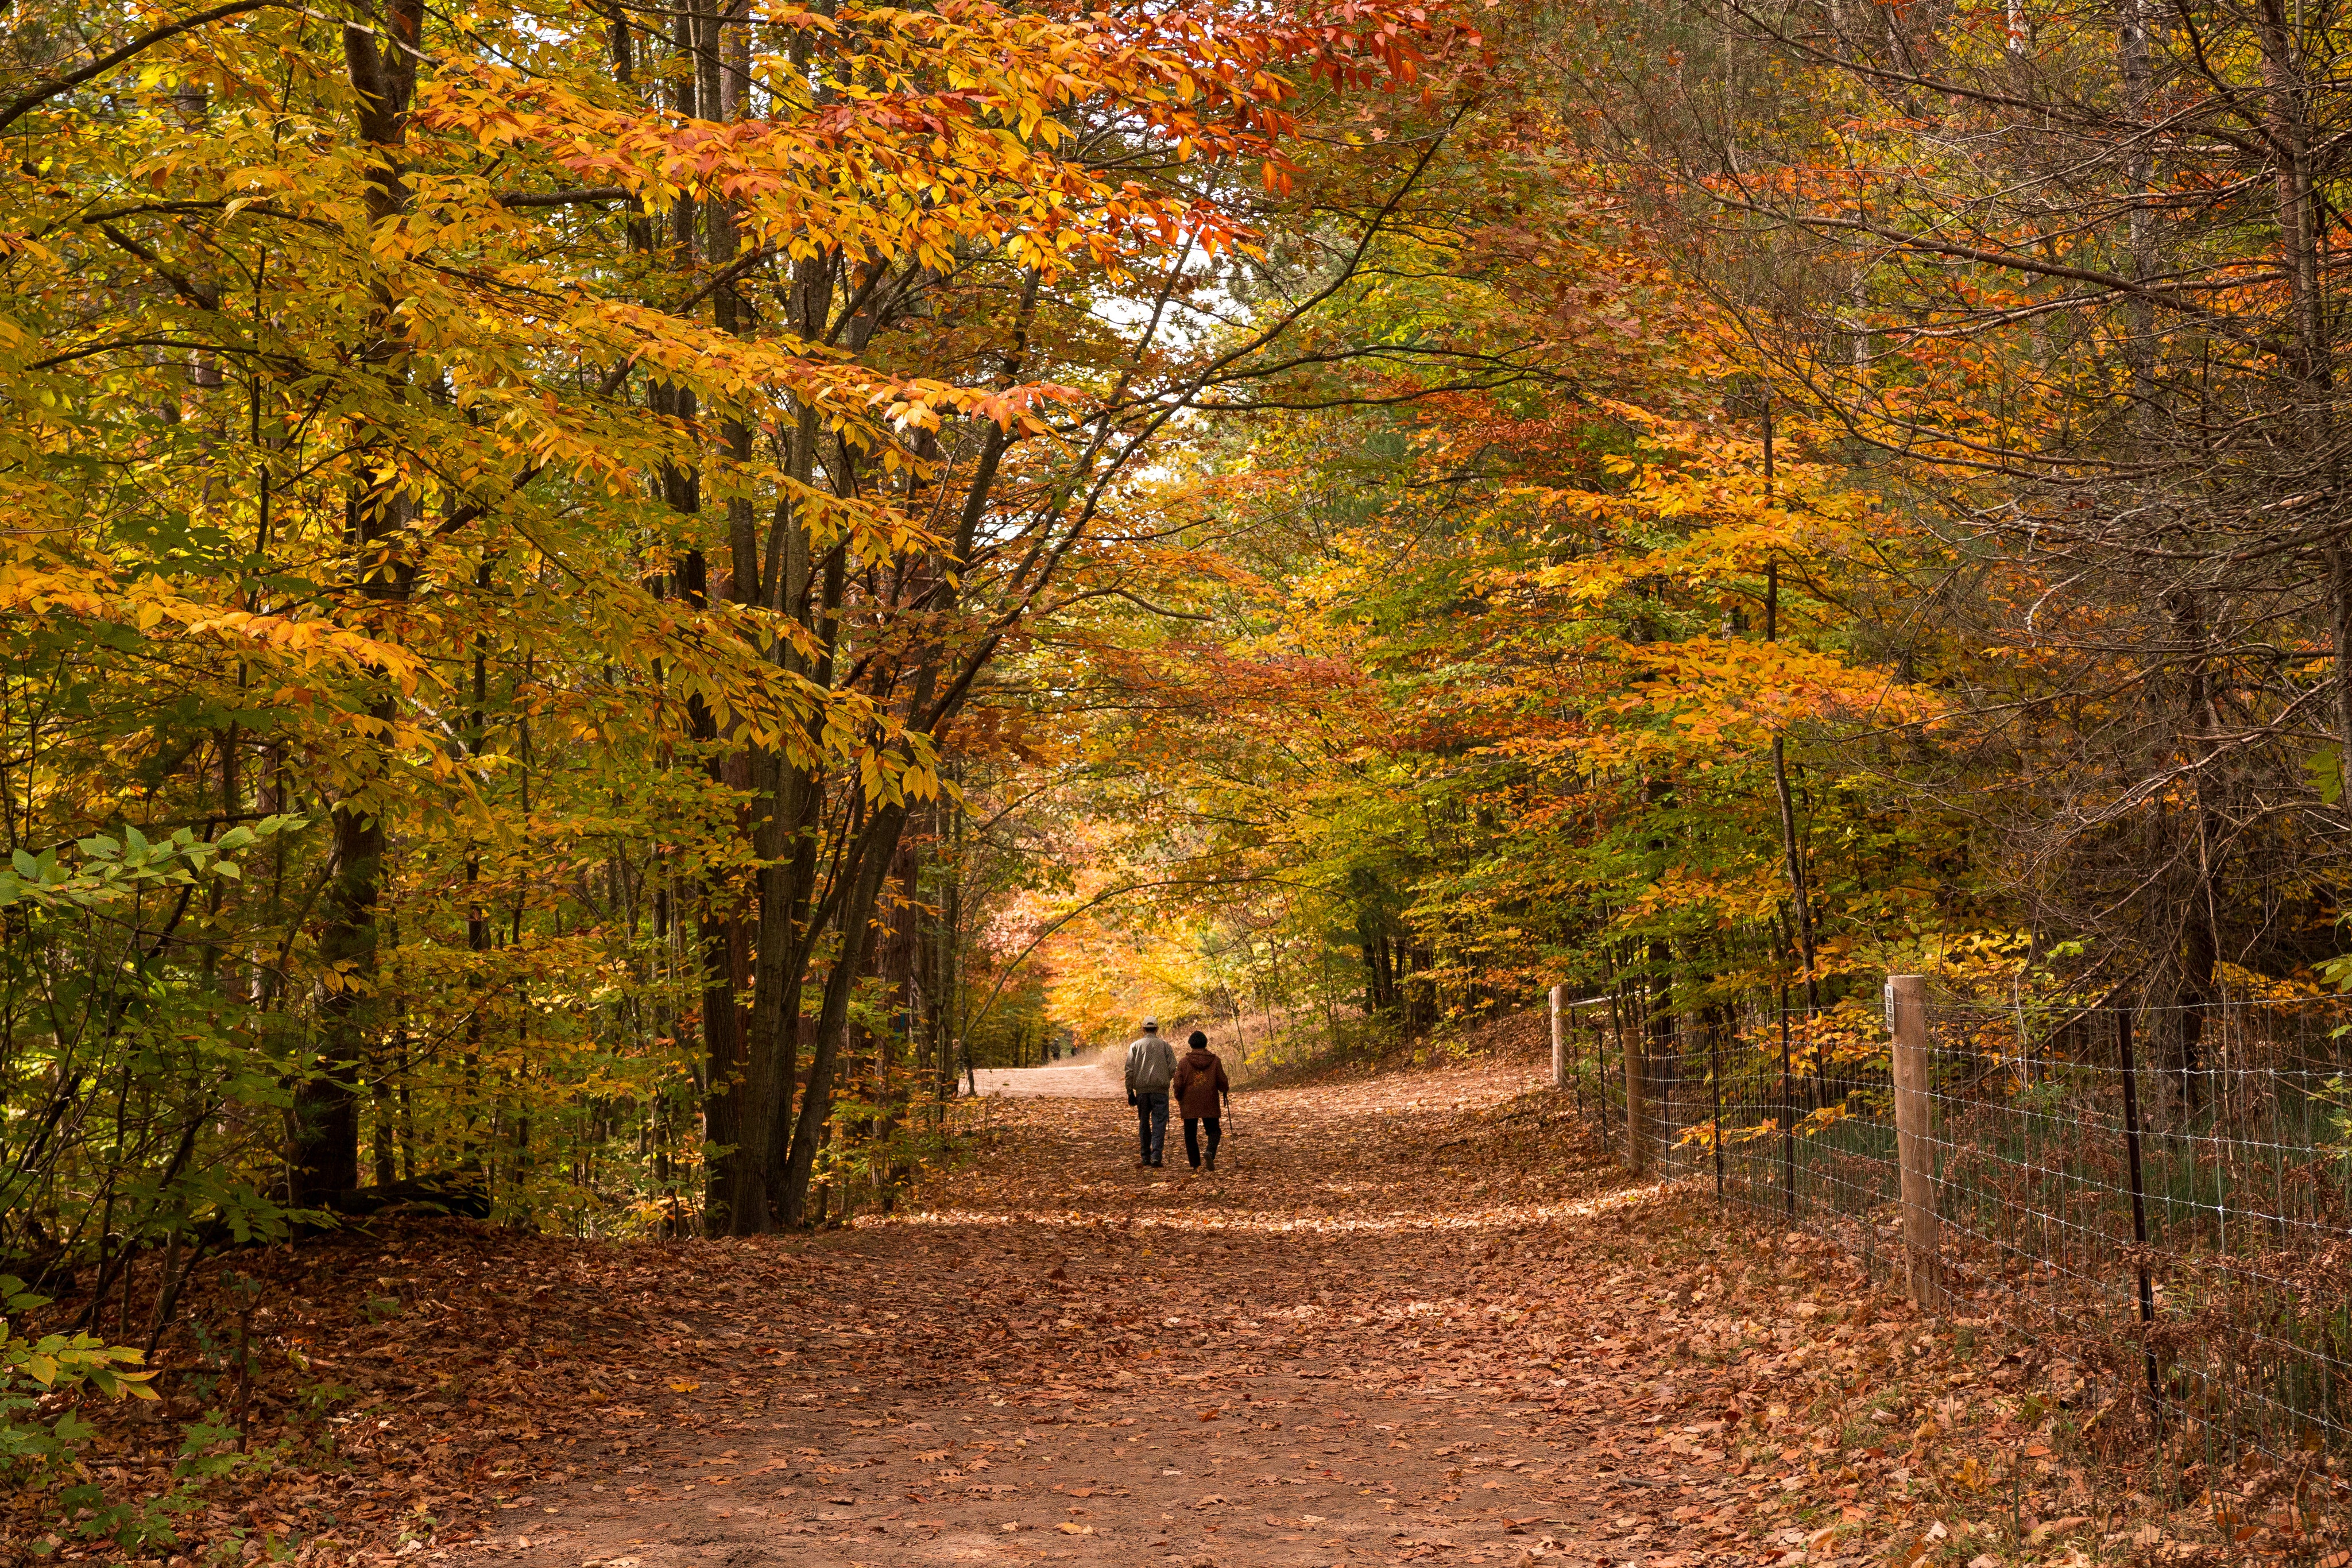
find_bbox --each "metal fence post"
[1624,1005,1647,1175]
[1550,984,1566,1090]
[1575,1017,1587,1117]
[1709,1016,1724,1199]
[1887,974,1948,1311]
[2117,1001,2162,1412]
[1597,1015,1611,1151]
[1780,982,1796,1216]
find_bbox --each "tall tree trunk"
[641,7,745,1228]
[2253,0,2347,764]
[2330,542,2352,762]
[937,813,962,1105]
[2172,591,2218,1113]
[295,0,423,1207]
[778,804,910,1226]
[1760,428,1820,1011]
[1770,735,1819,1008]
[746,399,834,1225]
[678,533,744,1232]
[462,557,493,1162]
[299,746,384,1204]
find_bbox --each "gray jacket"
[1124,1033,1177,1095]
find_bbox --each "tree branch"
[0,0,281,134]
[494,187,635,208]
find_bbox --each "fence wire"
[1560,986,2352,1482]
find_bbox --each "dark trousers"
[1134,1091,1169,1164]
[1182,1116,1222,1167]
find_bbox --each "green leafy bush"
[1,1276,272,1554]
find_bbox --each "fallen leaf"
[37,1028,2247,1567]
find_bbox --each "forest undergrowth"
[9,1017,2336,1567]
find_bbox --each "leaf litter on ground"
[25,1012,2348,1566]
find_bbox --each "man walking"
[1124,1017,1176,1168]
[1172,1029,1231,1171]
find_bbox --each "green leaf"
[2310,746,2342,806]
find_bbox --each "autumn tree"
[933,38,1958,1060]
[1564,0,2352,1037]
[0,0,1481,1296]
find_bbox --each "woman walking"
[1171,1029,1232,1172]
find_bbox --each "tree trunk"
[749,404,834,1222]
[295,0,424,1208]
[2172,590,2218,1113]
[779,803,910,1226]
[296,766,383,1205]
[2253,0,2347,766]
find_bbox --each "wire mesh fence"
[1555,982,2352,1476]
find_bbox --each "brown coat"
[1171,1048,1229,1119]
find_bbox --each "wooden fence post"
[1886,974,1947,1311]
[1550,985,1566,1090]
[1623,1005,1647,1174]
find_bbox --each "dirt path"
[51,1036,2323,1566]
[477,1054,1782,1568]
[967,1050,1123,1099]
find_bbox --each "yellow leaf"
[668,1380,700,1393]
